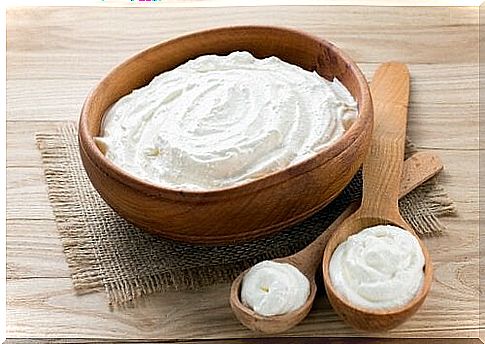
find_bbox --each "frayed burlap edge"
[400,136,456,236]
[36,125,104,294]
[400,180,456,236]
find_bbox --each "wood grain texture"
[361,63,410,219]
[26,0,480,7]
[4,339,484,344]
[6,6,477,65]
[6,5,479,340]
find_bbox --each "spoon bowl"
[322,213,433,331]
[230,263,318,334]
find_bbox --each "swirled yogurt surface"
[240,260,310,316]
[96,51,358,191]
[329,225,425,311]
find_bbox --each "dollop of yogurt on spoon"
[329,225,425,310]
[240,260,310,316]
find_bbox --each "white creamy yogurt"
[96,51,357,191]
[240,260,310,316]
[329,225,425,311]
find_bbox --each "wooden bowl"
[78,26,373,244]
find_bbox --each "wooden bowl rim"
[79,25,372,201]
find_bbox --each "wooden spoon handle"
[400,152,442,197]
[290,151,442,276]
[360,62,410,219]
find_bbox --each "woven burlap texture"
[36,123,455,305]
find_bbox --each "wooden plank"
[6,79,91,122]
[5,339,484,344]
[6,7,477,67]
[5,271,479,339]
[6,167,54,220]
[7,219,70,279]
[7,51,118,81]
[7,121,64,168]
[6,0,480,7]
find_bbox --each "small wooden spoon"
[322,62,433,331]
[230,150,442,334]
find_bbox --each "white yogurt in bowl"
[95,51,358,191]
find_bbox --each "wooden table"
[6,5,480,341]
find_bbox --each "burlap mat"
[36,123,455,306]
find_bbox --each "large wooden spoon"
[230,150,442,334]
[322,62,433,331]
